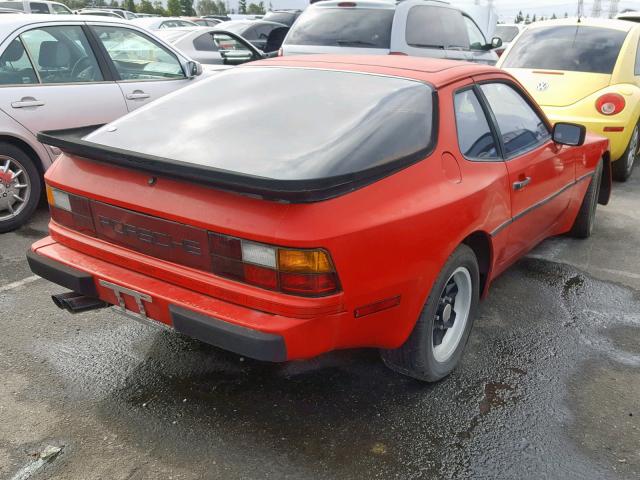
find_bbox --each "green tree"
[123,0,136,12]
[238,0,246,14]
[179,0,195,15]
[153,1,167,15]
[247,2,264,14]
[167,0,181,15]
[524,13,530,24]
[564,12,568,18]
[551,13,557,19]
[139,0,155,13]
[197,0,217,15]
[515,10,524,23]
[531,13,537,22]
[216,0,226,14]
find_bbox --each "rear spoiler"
[37,126,429,203]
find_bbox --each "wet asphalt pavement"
[1,176,639,480]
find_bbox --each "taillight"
[596,93,625,116]
[209,232,339,296]
[46,185,95,235]
[389,51,408,56]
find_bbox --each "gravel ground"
[0,174,638,480]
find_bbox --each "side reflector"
[389,51,408,56]
[603,126,624,132]
[354,296,401,318]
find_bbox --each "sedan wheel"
[0,143,42,233]
[0,155,31,222]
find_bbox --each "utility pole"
[577,0,584,18]
[608,0,620,18]
[591,0,602,17]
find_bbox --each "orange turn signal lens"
[278,249,333,273]
[46,184,55,206]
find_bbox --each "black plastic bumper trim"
[170,305,287,362]
[26,249,98,297]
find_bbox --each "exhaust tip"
[51,292,109,313]
[51,292,80,310]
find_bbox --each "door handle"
[126,91,150,100]
[513,177,531,191]
[11,97,45,108]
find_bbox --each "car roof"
[0,13,128,32]
[524,17,638,32]
[250,55,500,88]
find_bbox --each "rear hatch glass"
[285,8,394,49]
[84,67,434,184]
[501,25,628,74]
[495,25,519,42]
[0,1,25,10]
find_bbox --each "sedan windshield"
[285,8,394,49]
[85,67,434,181]
[502,25,628,74]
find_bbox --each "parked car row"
[1,2,639,382]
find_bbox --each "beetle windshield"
[502,25,628,74]
[85,67,435,181]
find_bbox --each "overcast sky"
[262,0,640,20]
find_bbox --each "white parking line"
[0,275,40,293]
[10,445,62,480]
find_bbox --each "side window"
[0,38,38,85]
[20,26,104,83]
[92,26,185,80]
[29,2,49,13]
[480,83,551,158]
[193,33,251,52]
[51,3,72,14]
[454,88,498,160]
[406,6,469,50]
[635,40,640,76]
[464,16,486,50]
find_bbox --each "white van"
[0,0,72,14]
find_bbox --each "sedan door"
[478,80,575,261]
[0,24,127,138]
[89,24,193,112]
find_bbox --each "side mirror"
[186,61,203,78]
[553,122,586,147]
[221,50,260,65]
[491,37,503,49]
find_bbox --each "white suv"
[282,0,501,64]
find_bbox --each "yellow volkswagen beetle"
[498,18,640,181]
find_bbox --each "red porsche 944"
[29,56,610,381]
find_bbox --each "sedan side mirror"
[490,37,503,49]
[553,122,586,147]
[186,61,203,78]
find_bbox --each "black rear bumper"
[27,249,287,362]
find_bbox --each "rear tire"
[570,159,603,239]
[612,122,638,182]
[0,142,41,233]
[380,245,479,382]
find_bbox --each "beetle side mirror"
[553,122,586,147]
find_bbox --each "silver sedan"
[156,27,266,65]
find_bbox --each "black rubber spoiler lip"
[38,125,433,203]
